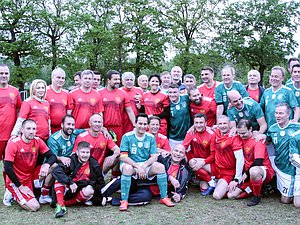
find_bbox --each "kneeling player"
[227,119,274,206]
[52,141,106,218]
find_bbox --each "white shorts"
[120,162,155,180]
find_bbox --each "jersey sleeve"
[253,102,264,119]
[47,137,59,155]
[72,136,82,152]
[18,101,31,119]
[107,139,117,150]
[254,141,267,159]
[226,108,235,121]
[260,93,266,110]
[120,135,130,153]
[16,91,22,109]
[38,139,50,154]
[239,84,249,98]
[182,132,193,150]
[97,94,104,113]
[204,134,216,164]
[161,138,171,152]
[123,92,131,108]
[232,136,243,151]
[67,92,75,110]
[288,90,299,108]
[150,136,157,155]
[215,85,223,104]
[4,141,17,162]
[162,94,170,107]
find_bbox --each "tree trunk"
[258,64,267,86]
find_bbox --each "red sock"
[65,190,90,206]
[237,192,251,199]
[54,182,65,206]
[195,169,211,183]
[111,169,121,177]
[251,177,263,197]
[3,171,6,187]
[41,185,51,196]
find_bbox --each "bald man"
[227,90,267,135]
[171,66,185,91]
[137,75,148,92]
[245,70,265,103]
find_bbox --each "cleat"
[247,196,261,207]
[84,200,93,206]
[3,188,13,206]
[39,195,52,204]
[159,197,175,207]
[119,200,128,211]
[55,204,67,218]
[201,186,215,196]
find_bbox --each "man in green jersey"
[286,64,300,109]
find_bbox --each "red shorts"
[215,166,235,184]
[7,181,35,205]
[0,140,8,160]
[107,126,123,146]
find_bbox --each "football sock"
[65,190,90,206]
[195,169,211,183]
[54,182,65,207]
[41,185,51,196]
[121,174,131,201]
[157,172,168,199]
[251,177,263,197]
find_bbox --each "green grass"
[0,176,299,224]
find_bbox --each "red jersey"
[46,85,68,133]
[241,137,274,176]
[247,88,260,102]
[183,128,215,164]
[214,129,242,171]
[5,136,49,185]
[198,81,219,99]
[190,97,217,127]
[120,87,143,133]
[19,98,50,140]
[0,85,22,141]
[156,133,171,152]
[67,88,104,129]
[73,161,90,183]
[142,91,170,135]
[99,88,131,127]
[73,131,116,167]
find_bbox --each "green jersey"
[120,131,157,163]
[227,97,264,131]
[267,122,300,175]
[215,81,249,113]
[169,95,191,140]
[47,129,85,157]
[286,82,300,107]
[260,86,298,128]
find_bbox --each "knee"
[249,167,262,179]
[122,164,134,175]
[281,196,292,204]
[29,202,40,212]
[152,162,165,173]
[213,191,223,200]
[83,185,94,196]
[227,192,236,199]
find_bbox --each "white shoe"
[84,200,93,206]
[39,195,52,204]
[3,188,13,206]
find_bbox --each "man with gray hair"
[137,75,148,92]
[245,70,264,103]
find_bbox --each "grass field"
[0,180,299,225]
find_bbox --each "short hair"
[29,79,47,100]
[149,115,161,124]
[51,67,66,78]
[288,57,300,68]
[93,70,101,76]
[187,85,197,96]
[160,71,171,78]
[292,64,300,72]
[247,69,260,77]
[73,71,82,78]
[62,114,75,124]
[183,74,196,81]
[217,115,230,123]
[194,113,207,121]
[168,83,179,89]
[107,70,120,80]
[81,70,94,79]
[221,65,235,76]
[135,113,149,124]
[237,119,252,129]
[122,72,135,81]
[171,66,182,74]
[276,102,291,115]
[149,74,161,85]
[77,141,90,151]
[271,66,285,77]
[201,66,214,74]
[22,119,36,128]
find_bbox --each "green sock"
[157,172,168,199]
[121,174,131,201]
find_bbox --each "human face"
[292,66,300,83]
[89,115,103,132]
[149,77,160,92]
[81,73,93,89]
[237,125,251,139]
[35,82,46,99]
[247,72,260,85]
[222,68,234,86]
[168,87,180,102]
[189,89,202,105]
[194,117,206,132]
[160,74,171,87]
[269,69,284,88]
[184,77,195,89]
[62,117,75,136]
[149,118,160,135]
[230,95,243,110]
[135,116,148,136]
[0,66,10,87]
[108,74,120,89]
[122,76,134,89]
[138,76,148,89]
[289,60,300,73]
[171,145,185,165]
[275,106,290,127]
[77,147,91,164]
[217,117,230,135]
[52,72,65,88]
[171,68,182,84]
[74,75,81,87]
[22,122,37,142]
[201,70,213,84]
[92,74,101,89]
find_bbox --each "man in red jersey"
[137,75,148,92]
[148,116,171,157]
[67,70,104,129]
[245,70,264,103]
[92,70,102,90]
[99,70,135,146]
[46,68,68,133]
[182,113,216,195]
[188,86,217,127]
[4,119,57,211]
[198,66,219,99]
[227,119,274,206]
[212,115,244,200]
[120,72,143,134]
[73,114,120,174]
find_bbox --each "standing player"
[46,68,68,133]
[4,119,57,211]
[182,74,196,92]
[286,64,300,110]
[170,66,185,90]
[67,70,104,129]
[99,70,135,145]
[286,57,300,84]
[137,75,149,92]
[198,66,219,99]
[160,71,172,93]
[245,70,264,103]
[92,70,102,90]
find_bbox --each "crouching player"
[227,119,274,206]
[52,141,106,218]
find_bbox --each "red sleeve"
[162,138,171,152]
[73,136,81,152]
[67,92,75,110]
[38,139,49,154]
[254,140,266,159]
[4,140,17,162]
[182,133,194,161]
[162,94,170,107]
[107,139,117,150]
[204,134,216,164]
[210,100,217,114]
[123,92,131,108]
[19,101,31,119]
[232,136,243,151]
[16,92,22,109]
[97,94,104,113]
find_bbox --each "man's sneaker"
[55,204,67,218]
[3,188,13,206]
[159,197,175,207]
[39,195,52,204]
[119,200,128,211]
[247,196,261,207]
[201,186,215,196]
[84,200,93,206]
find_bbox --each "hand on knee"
[83,185,94,197]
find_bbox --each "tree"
[214,0,300,83]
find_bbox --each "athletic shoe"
[84,200,93,206]
[201,186,215,196]
[119,200,128,211]
[55,204,67,218]
[39,195,52,204]
[3,188,13,206]
[247,196,261,207]
[159,197,175,207]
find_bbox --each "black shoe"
[247,196,261,206]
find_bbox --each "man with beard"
[99,70,135,146]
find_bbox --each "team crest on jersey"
[203,140,208,146]
[280,131,285,136]
[63,99,67,105]
[220,141,226,148]
[245,146,251,153]
[90,98,96,104]
[115,96,121,103]
[238,112,243,117]
[44,106,49,111]
[296,92,300,97]
[32,147,36,153]
[85,168,90,175]
[182,102,187,108]
[138,142,143,148]
[244,111,249,117]
[175,105,180,110]
[277,94,283,100]
[100,142,105,148]
[9,92,15,100]
[144,141,150,148]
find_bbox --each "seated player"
[227,119,275,206]
[119,113,174,211]
[150,144,190,202]
[52,141,106,218]
[182,113,216,196]
[4,119,57,211]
